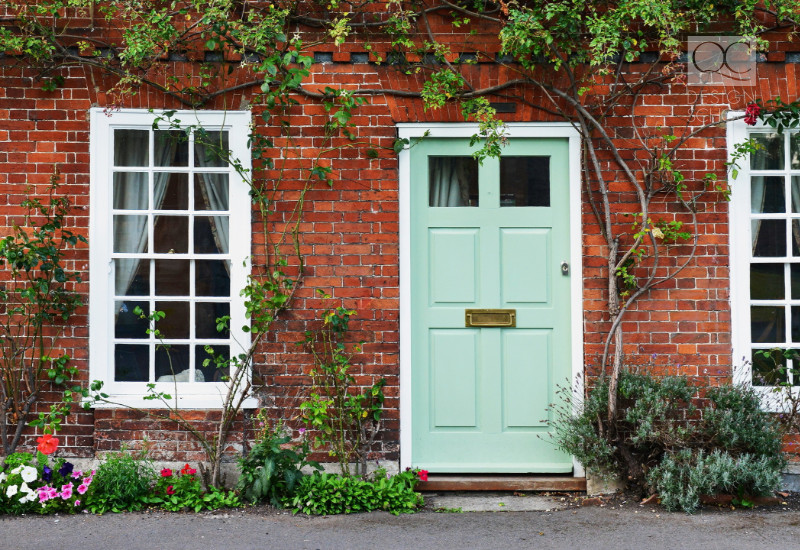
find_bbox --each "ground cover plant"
[553,372,786,513]
[82,447,156,514]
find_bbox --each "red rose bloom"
[166,485,175,495]
[160,468,173,477]
[417,469,429,482]
[181,463,197,476]
[744,103,761,125]
[36,433,59,455]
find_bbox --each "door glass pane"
[500,157,550,206]
[196,345,229,382]
[113,215,149,253]
[194,216,229,254]
[750,133,784,170]
[155,301,190,339]
[113,173,148,210]
[196,260,231,296]
[153,216,188,253]
[154,173,189,210]
[751,219,785,257]
[155,345,190,381]
[750,263,784,299]
[194,174,229,211]
[114,130,149,167]
[429,157,478,207]
[194,131,229,167]
[114,344,149,382]
[115,300,149,339]
[155,260,190,296]
[751,176,784,213]
[751,305,784,343]
[752,349,787,385]
[115,259,149,296]
[154,130,189,167]
[196,302,230,339]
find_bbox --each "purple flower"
[58,462,74,478]
[42,466,53,482]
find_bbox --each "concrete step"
[418,474,586,492]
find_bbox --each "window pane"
[196,260,230,297]
[751,305,784,343]
[792,133,800,169]
[500,157,550,207]
[153,215,188,254]
[154,130,189,167]
[751,176,785,213]
[752,349,787,385]
[196,302,230,339]
[429,157,479,207]
[194,131,229,167]
[154,173,189,210]
[750,133,784,170]
[155,260,190,296]
[794,221,800,257]
[113,173,148,210]
[155,301,190,339]
[194,216,229,254]
[194,174,229,211]
[113,215,149,253]
[791,265,800,299]
[115,300,149,339]
[751,219,785,257]
[155,345,190,381]
[114,130,149,167]
[794,307,800,343]
[114,344,149,382]
[750,263,784,299]
[196,345,229,383]
[115,259,149,296]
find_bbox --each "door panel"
[411,137,573,473]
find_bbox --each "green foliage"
[288,469,423,516]
[300,293,386,476]
[83,448,156,514]
[149,464,240,512]
[236,412,320,506]
[552,372,786,512]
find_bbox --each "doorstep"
[417,474,587,492]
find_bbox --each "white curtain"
[430,158,471,207]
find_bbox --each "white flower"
[18,491,35,504]
[6,484,18,498]
[10,465,22,475]
[20,466,37,484]
[0,472,6,483]
[20,482,33,495]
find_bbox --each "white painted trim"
[397,123,584,475]
[89,108,252,408]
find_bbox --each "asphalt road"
[2,503,800,550]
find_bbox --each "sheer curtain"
[430,158,471,207]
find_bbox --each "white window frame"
[89,108,253,408]
[729,112,800,410]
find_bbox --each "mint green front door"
[410,138,573,472]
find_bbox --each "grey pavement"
[1,494,799,549]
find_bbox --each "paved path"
[1,497,800,549]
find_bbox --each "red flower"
[180,463,197,476]
[417,469,429,482]
[36,433,59,455]
[160,468,173,478]
[744,103,761,126]
[166,485,175,495]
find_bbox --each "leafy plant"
[237,411,320,506]
[288,468,423,516]
[300,294,386,476]
[149,463,240,512]
[83,447,156,514]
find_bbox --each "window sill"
[87,393,258,410]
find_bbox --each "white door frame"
[397,123,585,475]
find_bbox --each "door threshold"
[417,474,586,492]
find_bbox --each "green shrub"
[552,372,786,513]
[237,415,320,507]
[149,463,240,512]
[83,449,156,514]
[289,469,423,515]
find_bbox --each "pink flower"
[74,500,80,507]
[298,428,306,435]
[744,103,761,125]
[37,487,52,504]
[83,476,93,486]
[417,469,429,482]
[71,470,83,479]
[60,483,73,500]
[77,484,88,495]
[160,468,173,478]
